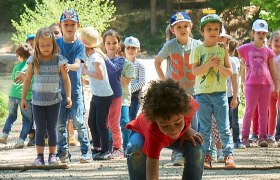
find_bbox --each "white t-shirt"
[227,56,240,97]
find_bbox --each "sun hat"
[170,12,192,26]
[200,14,222,28]
[60,9,79,22]
[220,26,232,39]
[25,34,35,42]
[252,19,268,32]
[79,27,102,48]
[124,36,140,48]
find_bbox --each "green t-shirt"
[189,44,227,95]
[121,59,135,106]
[9,60,32,100]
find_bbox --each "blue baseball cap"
[25,34,35,42]
[170,12,192,26]
[60,9,79,22]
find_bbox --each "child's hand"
[14,72,26,84]
[21,99,28,110]
[208,55,220,68]
[64,63,70,73]
[230,98,238,109]
[66,96,72,108]
[180,128,204,147]
[81,64,89,75]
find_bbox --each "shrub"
[11,0,116,45]
[0,93,8,126]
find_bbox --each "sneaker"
[224,155,236,168]
[242,137,250,148]
[204,153,212,168]
[217,155,224,163]
[275,134,280,141]
[111,148,124,159]
[249,134,259,143]
[91,149,102,160]
[278,140,280,147]
[80,151,91,163]
[172,152,184,166]
[14,139,24,149]
[94,151,112,160]
[258,139,268,147]
[56,151,69,163]
[69,135,77,146]
[267,136,275,147]
[234,141,246,149]
[0,133,8,144]
[48,153,59,166]
[32,156,45,166]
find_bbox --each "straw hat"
[79,26,102,48]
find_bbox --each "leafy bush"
[11,0,116,45]
[0,93,8,126]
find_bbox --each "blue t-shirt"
[56,37,85,95]
[105,56,125,97]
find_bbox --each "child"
[26,34,35,49]
[126,79,204,180]
[21,28,72,165]
[238,19,279,147]
[154,11,201,166]
[190,14,235,168]
[49,23,62,39]
[268,30,280,146]
[0,43,33,148]
[79,26,114,160]
[56,9,90,163]
[124,36,146,121]
[120,37,136,151]
[103,29,125,158]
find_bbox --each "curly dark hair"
[142,79,193,122]
[16,43,32,60]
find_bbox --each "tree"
[150,0,156,35]
[11,0,116,45]
[251,0,280,30]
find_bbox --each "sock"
[217,149,223,157]
[37,153,44,158]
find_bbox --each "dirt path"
[1,59,280,179]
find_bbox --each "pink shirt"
[238,43,274,85]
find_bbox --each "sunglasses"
[125,46,137,50]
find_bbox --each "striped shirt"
[27,55,67,106]
[131,59,146,93]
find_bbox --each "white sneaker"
[171,151,184,166]
[267,136,275,147]
[0,133,8,144]
[14,139,24,148]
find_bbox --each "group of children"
[0,8,280,180]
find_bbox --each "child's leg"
[129,91,140,121]
[120,106,130,150]
[107,97,123,149]
[258,85,271,140]
[268,92,277,136]
[57,95,69,155]
[126,132,146,180]
[19,100,33,141]
[2,97,19,136]
[212,93,233,156]
[252,106,259,136]
[46,103,60,153]
[195,94,213,154]
[231,99,242,143]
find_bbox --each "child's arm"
[154,56,166,80]
[230,73,238,109]
[146,157,159,180]
[121,76,132,86]
[60,65,72,108]
[180,128,203,147]
[82,62,104,80]
[268,58,279,97]
[217,51,232,77]
[64,58,82,72]
[21,64,33,110]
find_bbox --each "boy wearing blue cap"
[189,14,235,168]
[56,9,90,163]
[154,11,201,166]
[25,34,35,49]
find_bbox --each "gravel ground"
[1,59,280,179]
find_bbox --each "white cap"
[252,19,268,32]
[220,26,232,39]
[124,36,140,48]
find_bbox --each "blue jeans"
[126,132,204,180]
[2,97,32,140]
[88,95,112,152]
[57,94,90,153]
[228,96,241,143]
[120,106,130,149]
[33,103,60,146]
[129,91,140,120]
[195,92,234,156]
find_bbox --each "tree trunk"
[150,0,156,35]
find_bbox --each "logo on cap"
[175,13,184,21]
